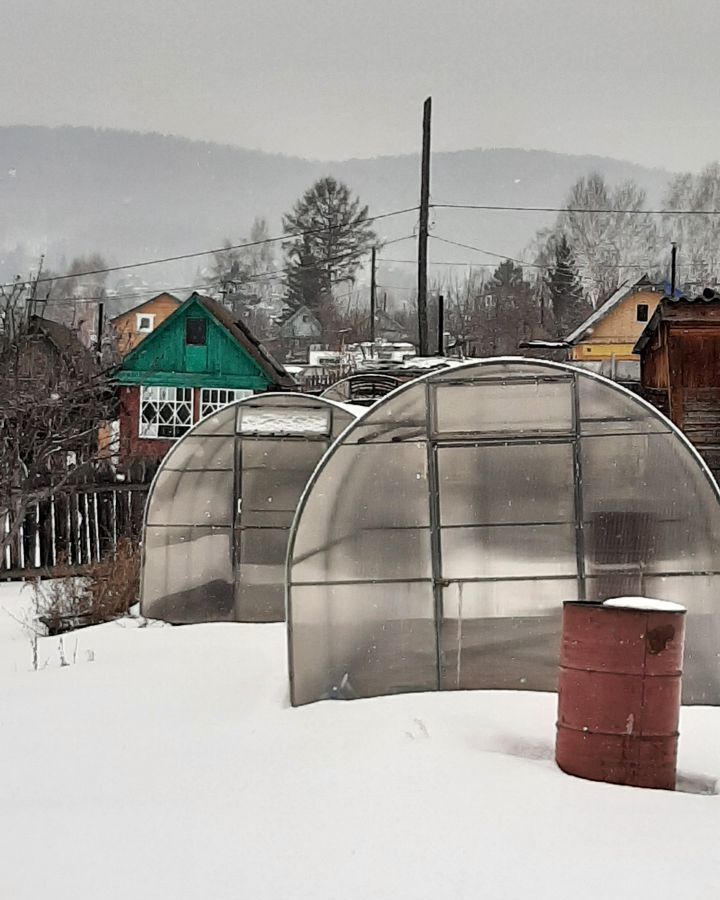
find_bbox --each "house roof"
[634,288,720,353]
[28,315,91,359]
[109,292,181,322]
[564,274,654,345]
[275,304,319,328]
[114,292,296,388]
[191,294,296,388]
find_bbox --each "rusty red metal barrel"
[556,598,686,790]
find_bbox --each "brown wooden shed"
[634,289,720,478]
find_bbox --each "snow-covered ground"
[1,580,719,899]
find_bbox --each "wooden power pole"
[417,97,432,356]
[437,293,445,356]
[370,246,377,344]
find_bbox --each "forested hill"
[0,125,671,283]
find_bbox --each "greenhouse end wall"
[287,359,720,706]
[140,393,358,624]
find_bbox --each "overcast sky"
[2,0,719,171]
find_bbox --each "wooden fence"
[2,483,149,578]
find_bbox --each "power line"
[1,206,420,290]
[431,235,542,269]
[24,241,398,304]
[432,202,720,216]
[30,233,421,305]
[430,235,685,276]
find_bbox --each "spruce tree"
[544,236,589,336]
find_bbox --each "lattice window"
[139,386,194,439]
[199,388,253,420]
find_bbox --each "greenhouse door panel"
[434,440,578,692]
[234,439,328,621]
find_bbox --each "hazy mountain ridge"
[0,125,672,286]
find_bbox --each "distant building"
[565,274,662,365]
[113,292,295,469]
[109,292,182,357]
[275,305,322,360]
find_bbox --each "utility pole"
[28,254,45,322]
[96,298,105,356]
[437,294,445,356]
[670,242,678,297]
[370,246,377,344]
[417,97,432,356]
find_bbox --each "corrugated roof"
[634,288,720,353]
[565,274,653,345]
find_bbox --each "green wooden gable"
[114,294,291,391]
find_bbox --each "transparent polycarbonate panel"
[235,527,291,623]
[141,526,233,623]
[289,581,437,705]
[640,575,720,704]
[329,405,358,438]
[343,384,429,444]
[163,435,234,472]
[439,579,569,691]
[240,438,327,516]
[440,524,577,580]
[577,375,672,435]
[287,358,720,706]
[293,526,432,583]
[187,405,237,436]
[434,377,573,435]
[581,432,720,579]
[147,469,233,527]
[291,442,432,583]
[433,361,558,382]
[238,405,331,436]
[437,442,575,527]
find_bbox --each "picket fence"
[2,483,149,578]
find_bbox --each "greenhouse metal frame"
[286,358,720,706]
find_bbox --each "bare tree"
[0,282,114,561]
[533,173,659,306]
[661,163,720,288]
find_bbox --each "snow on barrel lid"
[603,597,687,613]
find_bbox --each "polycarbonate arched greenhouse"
[286,358,720,706]
[141,393,358,624]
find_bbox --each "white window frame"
[199,388,253,420]
[139,386,194,439]
[136,313,156,333]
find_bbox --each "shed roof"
[634,288,720,353]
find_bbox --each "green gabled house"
[114,292,295,465]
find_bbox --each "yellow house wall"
[570,288,661,361]
[112,294,180,357]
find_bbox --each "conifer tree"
[282,177,376,312]
[544,235,590,336]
